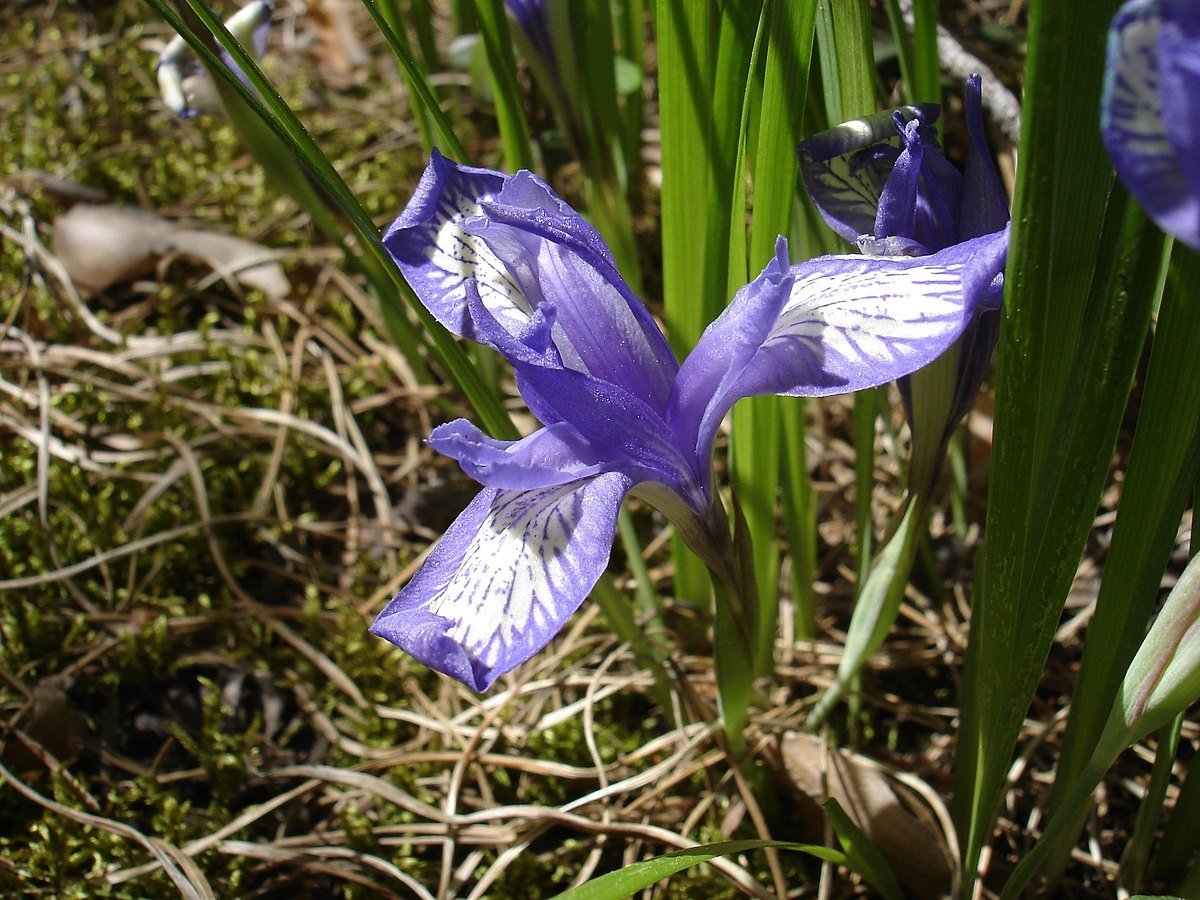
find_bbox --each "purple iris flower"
[156,0,273,120]
[370,151,1008,691]
[504,0,557,72]
[1102,0,1200,250]
[798,75,1010,454]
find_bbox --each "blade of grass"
[814,0,877,588]
[657,0,718,606]
[406,0,440,71]
[472,0,535,171]
[733,0,817,673]
[782,397,818,639]
[573,0,642,289]
[951,0,1149,875]
[657,0,760,606]
[823,798,905,900]
[1119,716,1184,892]
[723,1,774,687]
[909,0,939,104]
[375,0,435,149]
[155,0,517,440]
[549,839,847,900]
[1039,239,1195,884]
[1156,726,1200,878]
[361,0,469,160]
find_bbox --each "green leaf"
[823,798,905,900]
[150,0,517,441]
[951,0,1151,885]
[1041,240,1191,881]
[805,498,923,729]
[361,0,468,159]
[549,839,846,900]
[472,0,535,171]
[1155,729,1200,877]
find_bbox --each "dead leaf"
[52,204,289,299]
[306,0,368,81]
[771,731,955,899]
[2,680,86,774]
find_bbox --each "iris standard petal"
[1103,0,1200,249]
[514,362,698,494]
[370,472,632,692]
[385,154,678,409]
[428,419,609,489]
[959,74,1011,240]
[669,239,795,478]
[797,104,939,243]
[718,227,1009,403]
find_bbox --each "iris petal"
[797,104,940,243]
[673,228,1008,468]
[1103,0,1200,249]
[428,419,609,489]
[370,473,631,691]
[385,153,678,410]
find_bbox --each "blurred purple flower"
[798,75,1010,456]
[156,0,273,119]
[370,151,1007,690]
[1102,0,1200,250]
[504,0,557,72]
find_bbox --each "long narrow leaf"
[550,839,847,900]
[1042,240,1194,882]
[823,798,905,900]
[472,0,535,171]
[153,0,517,441]
[952,0,1147,879]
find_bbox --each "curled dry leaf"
[771,731,955,899]
[52,204,289,299]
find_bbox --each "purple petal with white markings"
[370,472,631,691]
[384,154,678,410]
[1158,5,1200,218]
[428,419,609,489]
[383,152,515,334]
[1103,0,1200,249]
[679,228,1008,437]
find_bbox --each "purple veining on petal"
[370,473,631,691]
[385,154,678,410]
[798,104,940,243]
[724,228,1009,403]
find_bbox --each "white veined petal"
[767,263,965,370]
[394,473,629,688]
[429,192,533,332]
[1104,5,1166,159]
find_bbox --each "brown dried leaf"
[772,731,955,899]
[306,0,368,80]
[52,204,289,299]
